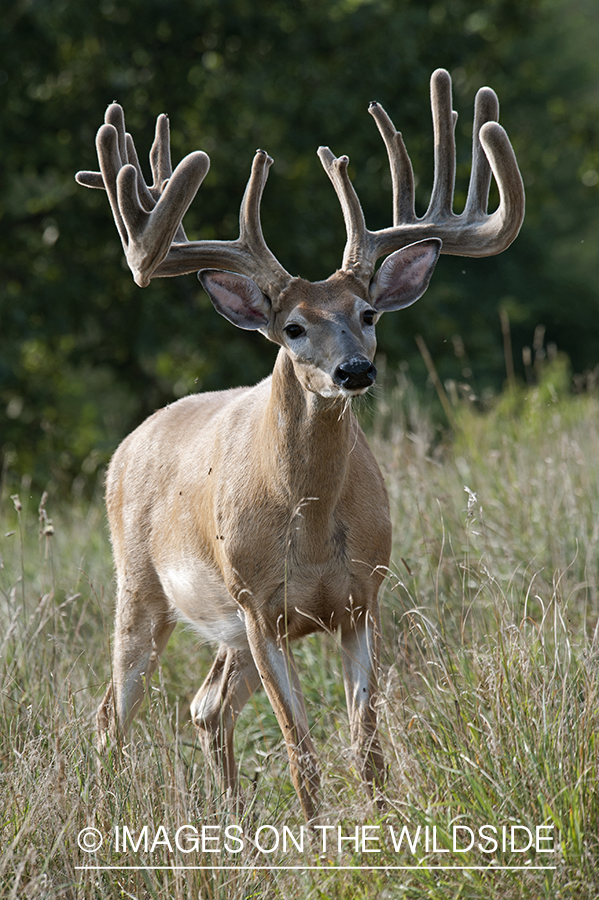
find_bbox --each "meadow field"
[1,362,598,899]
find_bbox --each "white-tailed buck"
[77,69,524,821]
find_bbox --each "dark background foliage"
[1,0,599,491]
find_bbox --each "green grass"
[1,366,598,898]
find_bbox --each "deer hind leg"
[97,577,175,746]
[244,614,320,822]
[190,645,261,796]
[341,607,386,795]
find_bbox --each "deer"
[76,69,524,822]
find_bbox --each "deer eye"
[284,323,306,339]
[362,309,376,327]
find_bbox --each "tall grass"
[1,364,598,898]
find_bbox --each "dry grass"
[1,364,598,898]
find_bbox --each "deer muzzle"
[333,357,377,391]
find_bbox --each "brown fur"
[99,272,393,821]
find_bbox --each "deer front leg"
[341,608,386,795]
[244,613,320,822]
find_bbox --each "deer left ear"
[369,238,442,312]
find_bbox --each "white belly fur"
[158,561,248,649]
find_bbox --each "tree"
[1,0,598,492]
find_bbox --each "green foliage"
[1,0,599,490]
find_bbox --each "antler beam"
[318,68,525,285]
[76,104,292,298]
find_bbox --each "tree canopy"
[1,0,599,491]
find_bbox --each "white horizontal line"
[76,865,557,871]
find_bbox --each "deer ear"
[369,239,442,312]
[199,269,271,330]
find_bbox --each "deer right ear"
[369,239,442,312]
[198,269,271,330]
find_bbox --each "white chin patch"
[316,383,369,400]
[303,369,371,399]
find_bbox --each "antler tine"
[317,147,371,280]
[464,86,499,218]
[368,101,416,226]
[474,121,525,253]
[128,150,211,286]
[238,150,293,297]
[96,119,130,248]
[426,68,457,219]
[149,113,174,194]
[239,149,271,247]
[143,113,187,242]
[157,150,293,298]
[105,103,128,164]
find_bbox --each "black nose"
[334,357,377,391]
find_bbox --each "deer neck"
[262,349,352,549]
